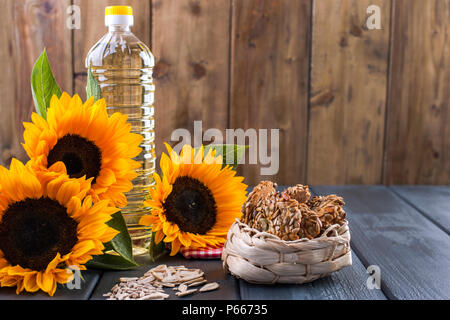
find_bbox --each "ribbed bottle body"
[86,28,155,254]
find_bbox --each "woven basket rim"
[231,218,349,245]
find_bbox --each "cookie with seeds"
[242,181,345,240]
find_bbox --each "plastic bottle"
[86,6,155,255]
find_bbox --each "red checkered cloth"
[179,246,223,259]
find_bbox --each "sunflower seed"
[188,279,207,287]
[176,288,198,297]
[116,293,125,300]
[137,277,154,284]
[289,217,295,226]
[162,275,178,283]
[181,276,205,285]
[153,264,168,272]
[120,277,138,282]
[199,282,219,292]
[178,283,188,292]
[160,282,176,287]
[151,272,164,281]
[138,292,170,300]
[179,273,204,282]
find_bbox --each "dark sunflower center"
[163,176,217,234]
[47,134,102,183]
[0,198,78,271]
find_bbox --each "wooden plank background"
[384,0,450,185]
[230,0,311,185]
[0,0,448,186]
[308,0,390,184]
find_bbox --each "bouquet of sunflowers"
[0,50,248,296]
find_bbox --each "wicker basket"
[222,219,352,284]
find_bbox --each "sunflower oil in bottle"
[85,6,155,255]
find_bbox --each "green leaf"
[87,211,139,270]
[106,211,137,265]
[30,49,62,119]
[86,66,102,102]
[149,230,166,262]
[103,240,114,253]
[202,144,248,170]
[86,254,140,271]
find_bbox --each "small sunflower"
[0,159,119,296]
[23,92,143,208]
[139,144,247,256]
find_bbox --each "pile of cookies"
[241,181,346,241]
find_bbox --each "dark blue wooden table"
[1,186,449,300]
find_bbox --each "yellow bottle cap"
[105,6,133,16]
[105,6,134,26]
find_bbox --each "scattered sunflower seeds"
[104,264,220,300]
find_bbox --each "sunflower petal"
[36,272,55,295]
[154,229,165,243]
[169,239,181,256]
[23,272,39,292]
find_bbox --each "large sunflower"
[0,159,119,296]
[23,92,143,208]
[139,144,247,256]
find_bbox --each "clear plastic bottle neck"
[108,25,131,33]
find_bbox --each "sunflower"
[0,159,119,296]
[139,144,247,256]
[23,92,143,208]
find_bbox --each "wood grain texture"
[390,186,450,234]
[229,0,311,186]
[307,0,390,184]
[239,251,387,300]
[0,0,73,166]
[384,0,450,185]
[312,186,450,299]
[0,0,22,166]
[152,0,230,159]
[73,0,150,100]
[90,255,240,300]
